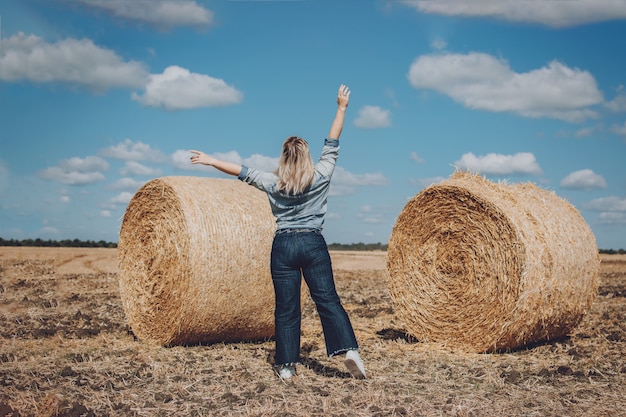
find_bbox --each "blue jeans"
[270,230,359,366]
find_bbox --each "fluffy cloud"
[108,177,146,191]
[119,161,162,177]
[454,152,542,176]
[354,106,392,129]
[597,212,626,225]
[408,53,603,122]
[132,66,243,110]
[331,166,389,196]
[39,156,109,185]
[585,196,626,212]
[73,0,214,28]
[357,205,386,224]
[108,192,134,207]
[560,169,607,190]
[605,93,626,112]
[585,196,626,225]
[401,0,626,27]
[610,122,626,138]
[410,152,425,164]
[0,33,148,91]
[244,154,279,172]
[100,139,168,162]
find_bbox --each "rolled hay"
[118,176,276,346]
[387,172,600,353]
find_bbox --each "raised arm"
[328,84,351,140]
[189,150,242,176]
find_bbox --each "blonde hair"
[276,136,315,195]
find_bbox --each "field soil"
[0,247,624,416]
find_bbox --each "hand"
[337,84,350,110]
[189,150,209,165]
[189,149,242,176]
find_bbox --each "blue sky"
[1,0,625,248]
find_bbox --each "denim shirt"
[238,138,339,231]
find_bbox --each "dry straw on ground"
[387,172,600,353]
[118,176,276,346]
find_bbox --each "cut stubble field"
[0,247,624,417]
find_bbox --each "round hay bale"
[387,172,600,352]
[118,176,276,346]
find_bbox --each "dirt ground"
[0,247,624,417]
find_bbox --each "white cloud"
[401,0,626,27]
[330,166,389,196]
[73,0,214,28]
[354,105,392,129]
[60,195,71,204]
[132,66,243,110]
[100,139,168,162]
[0,33,148,91]
[109,192,134,206]
[560,169,607,190]
[585,196,626,225]
[610,122,626,138]
[39,156,109,185]
[454,152,542,176]
[410,152,425,163]
[574,127,598,138]
[209,151,244,165]
[102,192,134,211]
[357,205,385,224]
[120,161,162,176]
[585,196,626,212]
[244,154,279,172]
[605,93,626,112]
[109,177,146,191]
[597,212,626,225]
[408,52,603,122]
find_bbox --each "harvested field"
[0,247,624,416]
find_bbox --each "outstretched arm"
[328,84,351,140]
[189,150,242,176]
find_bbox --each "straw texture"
[387,172,600,352]
[118,176,276,346]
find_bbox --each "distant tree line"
[0,238,117,248]
[1,238,623,253]
[327,242,388,251]
[0,238,386,251]
[599,248,626,254]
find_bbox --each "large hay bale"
[118,176,276,346]
[387,172,599,352]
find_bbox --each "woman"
[190,84,365,380]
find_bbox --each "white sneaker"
[344,350,366,379]
[277,365,296,380]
